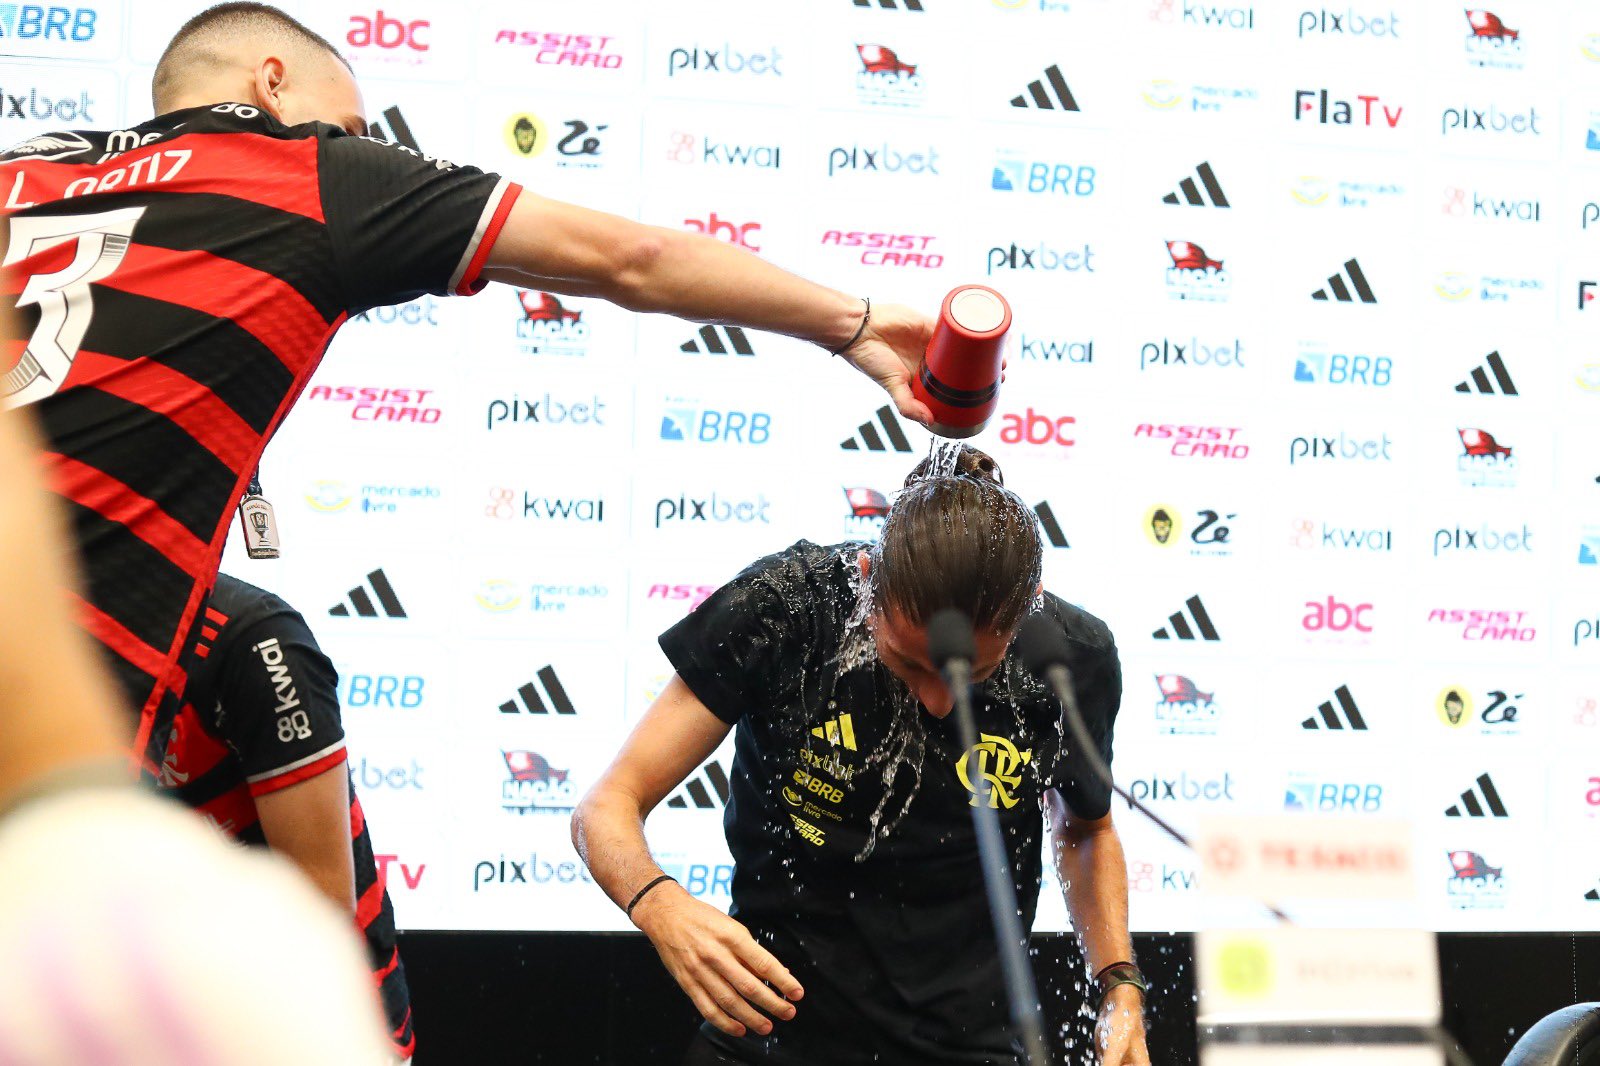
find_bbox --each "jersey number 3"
[3,205,146,408]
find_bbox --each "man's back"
[1,104,516,774]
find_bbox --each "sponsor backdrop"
[8,0,1600,934]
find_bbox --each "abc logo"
[1302,596,1373,633]
[684,212,761,252]
[348,10,430,51]
[999,407,1076,447]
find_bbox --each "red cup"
[912,285,1012,439]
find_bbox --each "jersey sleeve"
[1048,634,1122,821]
[657,550,820,726]
[204,606,347,797]
[318,131,521,314]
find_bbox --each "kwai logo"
[666,42,783,77]
[1441,102,1541,138]
[1163,241,1230,302]
[1134,424,1247,459]
[1140,337,1243,370]
[1294,89,1403,128]
[513,291,588,357]
[1297,7,1401,37]
[854,44,925,109]
[1442,186,1541,224]
[500,750,577,815]
[484,487,606,524]
[492,31,622,68]
[1446,851,1507,909]
[1019,335,1093,364]
[1426,608,1536,643]
[1294,345,1392,388]
[1149,0,1255,30]
[667,131,780,170]
[1153,674,1220,736]
[1462,10,1522,70]
[990,155,1097,197]
[1126,770,1236,805]
[306,386,441,424]
[1457,428,1517,488]
[826,142,940,178]
[1432,523,1532,558]
[1129,859,1199,894]
[1290,518,1392,553]
[1288,431,1393,465]
[684,211,760,252]
[1144,505,1235,557]
[986,241,1095,275]
[484,393,605,432]
[820,231,942,268]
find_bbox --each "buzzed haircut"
[152,2,349,112]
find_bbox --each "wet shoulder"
[1039,591,1116,655]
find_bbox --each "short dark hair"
[153,3,348,111]
[868,445,1043,634]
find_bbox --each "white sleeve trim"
[446,176,515,295]
[245,741,347,785]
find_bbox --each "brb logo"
[1164,241,1230,301]
[659,404,772,445]
[347,10,428,51]
[1285,778,1383,812]
[341,674,425,708]
[998,408,1075,449]
[684,212,761,252]
[1294,346,1392,387]
[0,5,97,42]
[991,156,1096,197]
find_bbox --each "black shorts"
[682,1031,752,1066]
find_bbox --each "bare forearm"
[571,787,672,917]
[1055,821,1134,975]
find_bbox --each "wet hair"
[153,2,349,112]
[868,445,1043,634]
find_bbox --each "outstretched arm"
[483,192,936,424]
[573,675,803,1039]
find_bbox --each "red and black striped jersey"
[161,573,414,1059]
[0,105,520,777]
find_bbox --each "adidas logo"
[329,569,407,619]
[811,714,858,751]
[1034,501,1069,548]
[1162,161,1230,208]
[1301,684,1367,730]
[666,760,730,809]
[1311,258,1377,303]
[1151,595,1220,641]
[498,667,576,715]
[853,0,924,7]
[366,105,419,152]
[1586,885,1599,902]
[1010,64,1078,112]
[681,324,754,356]
[1444,772,1508,818]
[840,404,914,452]
[1454,350,1518,396]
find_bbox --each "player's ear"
[251,56,289,121]
[857,551,871,580]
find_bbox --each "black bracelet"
[1095,961,1148,1005]
[625,874,677,918]
[828,297,870,356]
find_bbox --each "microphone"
[926,609,1051,1066]
[1015,616,1291,924]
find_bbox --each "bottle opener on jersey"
[237,471,281,560]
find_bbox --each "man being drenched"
[574,447,1151,1066]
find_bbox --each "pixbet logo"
[1427,608,1536,643]
[1441,103,1541,137]
[654,492,771,528]
[0,85,94,123]
[1288,431,1393,464]
[820,230,941,269]
[1432,524,1532,557]
[350,295,439,328]
[827,143,939,178]
[990,157,1096,196]
[0,5,96,42]
[484,393,605,431]
[1020,335,1093,363]
[347,10,428,51]
[667,43,783,76]
[1302,595,1374,633]
[684,212,760,252]
[1294,346,1392,387]
[1126,771,1236,804]
[472,853,593,891]
[998,408,1075,448]
[1133,424,1247,459]
[660,405,772,445]
[1577,615,1600,648]
[492,31,621,68]
[1295,89,1403,128]
[355,757,425,790]
[986,241,1095,275]
[306,385,440,424]
[1140,337,1243,370]
[1297,7,1400,37]
[340,674,425,708]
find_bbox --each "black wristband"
[829,297,870,356]
[1095,961,1148,1005]
[625,874,676,918]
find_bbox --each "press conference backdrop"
[7,0,1600,935]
